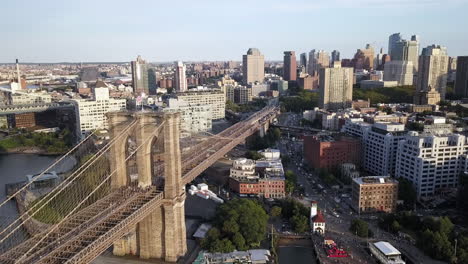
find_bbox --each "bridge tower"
[107,111,187,262]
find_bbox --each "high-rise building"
[374,48,385,70]
[353,44,375,70]
[283,51,297,81]
[308,50,330,76]
[174,61,187,93]
[300,53,308,69]
[242,48,265,85]
[455,57,468,97]
[392,37,419,73]
[388,33,402,57]
[318,64,353,110]
[331,50,340,63]
[362,123,407,176]
[396,132,466,198]
[414,45,448,101]
[131,55,156,95]
[383,61,414,86]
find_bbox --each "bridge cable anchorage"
[0,120,139,245]
[14,120,166,264]
[0,130,97,210]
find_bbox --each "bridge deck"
[0,107,279,264]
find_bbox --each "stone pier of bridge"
[107,111,187,262]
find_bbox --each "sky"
[1,0,468,63]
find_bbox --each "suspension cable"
[16,120,166,263]
[0,131,97,209]
[0,120,138,243]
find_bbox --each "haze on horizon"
[2,0,468,63]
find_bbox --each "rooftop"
[353,176,398,185]
[373,241,401,256]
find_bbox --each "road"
[275,114,445,264]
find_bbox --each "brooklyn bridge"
[0,106,279,264]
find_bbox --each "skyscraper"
[388,33,402,57]
[353,44,374,70]
[131,55,156,95]
[307,50,330,76]
[307,49,317,76]
[242,48,265,85]
[331,50,340,63]
[455,56,468,97]
[383,61,414,86]
[392,37,419,73]
[174,61,188,93]
[300,53,308,69]
[414,45,448,102]
[319,64,353,110]
[283,51,297,81]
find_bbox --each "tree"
[270,206,282,218]
[246,150,264,160]
[391,220,401,233]
[398,178,417,210]
[350,219,370,238]
[213,199,269,249]
[232,233,247,251]
[290,214,309,233]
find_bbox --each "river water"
[0,154,75,224]
[278,246,317,264]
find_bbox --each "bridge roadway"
[0,106,279,264]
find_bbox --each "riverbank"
[0,146,65,155]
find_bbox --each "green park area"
[0,129,73,154]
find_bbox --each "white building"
[174,61,187,93]
[10,92,52,105]
[163,98,212,136]
[395,131,465,198]
[72,87,127,138]
[175,90,225,120]
[310,202,325,235]
[342,120,407,176]
[369,241,405,264]
[383,61,414,86]
[230,158,258,180]
[258,148,281,160]
[363,123,407,176]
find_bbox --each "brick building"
[229,151,286,199]
[351,176,398,213]
[303,134,361,170]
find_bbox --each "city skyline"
[2,0,468,63]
